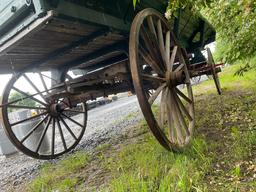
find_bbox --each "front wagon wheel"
[129,8,195,151]
[0,71,87,159]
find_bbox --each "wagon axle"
[189,62,222,76]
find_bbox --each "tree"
[205,1,256,64]
[9,92,36,107]
[133,0,256,66]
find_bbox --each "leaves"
[132,0,256,65]
[204,1,256,63]
[133,0,140,8]
[133,0,137,8]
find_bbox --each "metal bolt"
[11,6,16,12]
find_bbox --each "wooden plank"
[0,11,55,56]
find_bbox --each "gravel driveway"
[0,95,143,191]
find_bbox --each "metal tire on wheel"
[129,8,195,151]
[0,71,87,159]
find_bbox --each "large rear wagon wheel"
[129,8,195,151]
[0,71,87,159]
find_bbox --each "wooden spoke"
[147,16,157,40]
[40,73,58,83]
[174,92,193,121]
[20,114,49,143]
[139,46,163,75]
[35,116,52,153]
[157,19,166,66]
[39,72,49,94]
[23,74,46,101]
[10,111,47,126]
[64,109,87,114]
[173,92,190,136]
[141,74,166,82]
[140,26,165,71]
[167,108,175,142]
[165,31,170,70]
[51,118,56,156]
[174,63,184,72]
[140,28,160,63]
[170,46,178,72]
[159,87,167,128]
[56,117,67,151]
[7,105,46,110]
[59,116,78,140]
[175,87,192,104]
[61,113,84,128]
[169,91,184,144]
[148,83,166,105]
[166,89,175,142]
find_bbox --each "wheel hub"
[165,70,186,88]
[166,71,173,88]
[49,103,63,116]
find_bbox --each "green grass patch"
[102,134,210,192]
[28,152,89,192]
[193,64,256,95]
[25,64,256,192]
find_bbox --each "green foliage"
[9,92,36,107]
[8,92,36,112]
[133,0,256,67]
[193,63,256,96]
[133,0,211,11]
[205,0,256,63]
[167,0,212,15]
[213,38,231,63]
[133,0,140,8]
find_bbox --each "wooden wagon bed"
[0,12,127,73]
[0,0,215,74]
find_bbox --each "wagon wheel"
[207,48,222,95]
[129,8,195,151]
[0,71,87,159]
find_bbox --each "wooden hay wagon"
[0,0,221,159]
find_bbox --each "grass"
[193,64,256,95]
[28,152,89,192]
[25,64,256,192]
[102,132,211,192]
